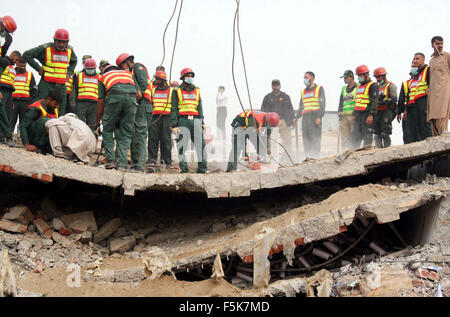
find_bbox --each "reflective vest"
[402,80,410,106]
[301,85,321,115]
[65,72,75,95]
[100,70,135,93]
[0,65,16,88]
[43,46,72,84]
[408,66,429,105]
[354,81,375,111]
[177,87,200,116]
[341,85,357,115]
[77,72,100,101]
[151,86,174,114]
[238,110,265,128]
[132,64,152,102]
[377,82,391,111]
[12,71,32,98]
[27,99,59,119]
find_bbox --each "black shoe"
[6,138,14,147]
[105,161,116,169]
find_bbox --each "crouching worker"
[226,111,279,172]
[20,90,61,153]
[45,113,96,163]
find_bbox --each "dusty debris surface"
[0,170,448,297]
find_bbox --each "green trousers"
[373,108,392,148]
[349,111,373,150]
[28,117,52,153]
[405,97,432,144]
[11,99,32,133]
[302,112,322,159]
[102,94,137,168]
[148,114,173,164]
[129,99,148,170]
[38,80,67,115]
[176,117,207,173]
[0,88,13,140]
[76,100,97,131]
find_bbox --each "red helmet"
[180,67,195,79]
[116,53,134,66]
[355,65,370,75]
[373,67,387,77]
[53,28,70,41]
[84,58,96,69]
[266,112,280,127]
[1,16,17,33]
[155,70,167,80]
[171,81,180,87]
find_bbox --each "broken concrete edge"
[1,134,450,198]
[163,183,448,273]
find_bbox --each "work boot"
[6,138,15,147]
[105,161,116,169]
[116,166,132,173]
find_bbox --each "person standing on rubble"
[428,36,450,136]
[11,57,38,132]
[261,79,295,158]
[338,70,357,150]
[295,71,326,159]
[405,53,432,143]
[348,65,379,150]
[0,50,21,146]
[95,64,138,171]
[373,67,397,148]
[20,90,61,153]
[0,16,16,57]
[172,67,207,173]
[226,111,279,172]
[116,53,151,172]
[148,70,176,168]
[23,28,78,116]
[396,73,413,144]
[216,85,228,140]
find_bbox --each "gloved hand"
[94,124,102,136]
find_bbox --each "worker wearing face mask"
[373,67,397,148]
[73,58,99,131]
[348,65,379,150]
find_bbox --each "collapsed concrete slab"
[1,134,450,197]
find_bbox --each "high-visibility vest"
[238,110,265,128]
[27,99,59,119]
[65,72,75,95]
[0,65,16,88]
[100,70,135,93]
[132,64,152,102]
[408,66,429,105]
[402,80,410,106]
[12,71,32,98]
[42,46,72,84]
[177,87,200,116]
[151,86,174,114]
[301,85,322,115]
[341,85,357,115]
[77,72,100,101]
[354,81,375,111]
[377,82,392,111]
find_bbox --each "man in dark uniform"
[396,74,412,144]
[0,16,17,57]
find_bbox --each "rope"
[159,0,179,68]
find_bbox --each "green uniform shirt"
[19,99,55,144]
[23,43,78,78]
[132,63,149,95]
[171,82,204,126]
[98,82,137,100]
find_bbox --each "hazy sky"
[3,0,450,145]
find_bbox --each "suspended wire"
[169,0,183,83]
[159,0,179,68]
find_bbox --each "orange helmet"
[1,16,17,33]
[116,53,133,66]
[180,67,195,79]
[266,112,280,127]
[355,65,370,75]
[155,70,167,80]
[84,58,96,69]
[53,28,70,41]
[373,67,387,77]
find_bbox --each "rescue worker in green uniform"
[95,65,138,171]
[20,90,61,153]
[172,67,207,173]
[116,53,151,172]
[11,57,38,132]
[338,70,357,150]
[404,53,433,143]
[0,15,17,58]
[349,65,379,150]
[66,55,92,114]
[226,111,279,172]
[373,67,398,148]
[148,70,176,167]
[0,50,20,145]
[396,74,412,144]
[23,28,78,116]
[73,58,99,131]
